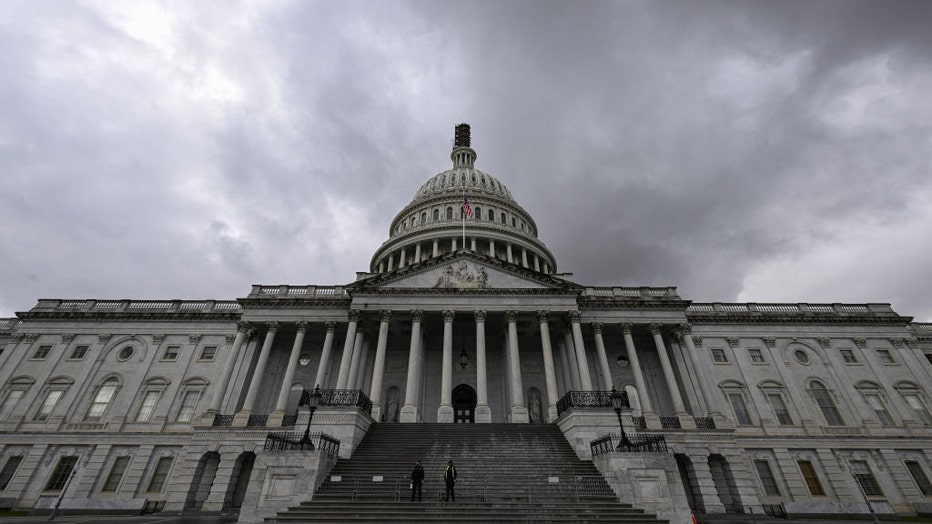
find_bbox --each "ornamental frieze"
[433,260,489,289]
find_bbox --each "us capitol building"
[1,124,931,522]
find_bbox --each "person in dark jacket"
[410,461,424,501]
[444,460,457,502]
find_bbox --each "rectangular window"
[44,456,78,491]
[864,394,894,427]
[748,348,765,363]
[905,461,932,496]
[86,383,118,421]
[877,349,895,364]
[199,346,217,361]
[32,345,52,360]
[711,348,728,363]
[35,390,63,421]
[0,390,25,421]
[904,394,932,426]
[851,460,883,496]
[0,455,24,491]
[798,460,826,496]
[767,393,794,425]
[754,460,781,496]
[135,391,161,422]
[840,349,858,363]
[727,393,752,425]
[69,345,89,360]
[162,346,180,361]
[176,391,201,422]
[146,457,173,493]
[101,456,130,492]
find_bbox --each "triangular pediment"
[349,251,579,292]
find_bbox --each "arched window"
[856,381,894,427]
[500,212,506,224]
[487,209,494,221]
[511,217,517,227]
[809,380,844,426]
[86,377,119,421]
[474,207,481,220]
[433,209,439,221]
[895,381,932,426]
[446,207,453,220]
[420,212,427,225]
[720,380,753,426]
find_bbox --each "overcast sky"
[2,1,931,321]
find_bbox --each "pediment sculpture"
[434,260,489,289]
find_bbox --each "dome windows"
[420,212,426,225]
[433,209,439,221]
[500,212,506,224]
[488,209,494,221]
[474,207,481,220]
[446,207,453,220]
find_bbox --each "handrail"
[264,431,340,456]
[556,390,627,416]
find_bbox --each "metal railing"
[264,431,340,455]
[695,417,716,429]
[590,432,669,456]
[316,474,615,503]
[247,414,268,427]
[660,416,681,429]
[300,388,373,416]
[556,390,627,416]
[212,414,234,427]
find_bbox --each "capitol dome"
[370,124,557,274]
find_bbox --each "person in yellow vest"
[443,460,457,502]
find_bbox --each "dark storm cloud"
[1,0,930,321]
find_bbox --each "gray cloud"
[1,0,930,322]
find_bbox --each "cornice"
[686,313,912,326]
[236,298,352,309]
[578,297,691,310]
[16,311,243,322]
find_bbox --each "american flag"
[462,196,473,218]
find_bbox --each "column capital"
[379,309,392,322]
[474,310,487,323]
[325,321,338,332]
[537,310,550,323]
[592,322,604,334]
[505,310,519,324]
[567,310,582,323]
[619,322,634,335]
[236,320,251,333]
[152,333,166,344]
[295,321,309,332]
[266,321,280,333]
[443,310,456,323]
[675,323,692,337]
[410,309,424,323]
[348,309,361,323]
[648,323,663,335]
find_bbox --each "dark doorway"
[185,452,220,511]
[452,384,477,423]
[224,452,256,511]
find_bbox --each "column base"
[197,410,218,428]
[510,405,529,424]
[267,410,285,428]
[370,403,383,423]
[677,413,696,430]
[547,405,558,423]
[400,404,418,423]
[475,405,492,423]
[437,405,454,423]
[232,410,252,428]
[643,412,662,431]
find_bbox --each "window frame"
[798,460,826,496]
[134,390,162,423]
[876,349,896,364]
[904,460,932,496]
[175,389,203,423]
[840,349,858,364]
[44,456,78,492]
[162,345,180,361]
[754,459,781,496]
[725,391,752,426]
[810,380,845,426]
[34,389,65,422]
[146,456,174,493]
[851,460,884,497]
[31,345,52,360]
[748,348,766,364]
[0,455,24,491]
[100,456,131,492]
[198,346,217,361]
[85,377,120,421]
[710,348,729,363]
[766,391,794,426]
[0,389,26,421]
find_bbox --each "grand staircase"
[265,423,668,523]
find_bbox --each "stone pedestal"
[236,450,338,524]
[511,405,529,424]
[437,405,454,423]
[400,405,418,423]
[475,405,492,423]
[267,410,285,428]
[232,410,251,428]
[547,405,558,423]
[593,452,691,524]
[556,409,617,459]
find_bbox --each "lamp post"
[301,385,322,450]
[610,387,632,450]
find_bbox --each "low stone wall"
[236,449,338,524]
[593,451,692,524]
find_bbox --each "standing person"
[410,461,424,502]
[444,460,457,502]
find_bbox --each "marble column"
[563,329,582,391]
[234,321,278,426]
[649,323,687,415]
[206,321,249,414]
[313,322,337,389]
[354,337,372,393]
[678,323,722,418]
[414,243,421,263]
[506,244,513,263]
[537,310,559,422]
[346,327,366,390]
[534,255,540,272]
[335,310,360,389]
[433,240,439,257]
[506,310,529,423]
[368,310,392,422]
[401,310,424,423]
[489,239,496,258]
[399,247,407,268]
[522,248,529,268]
[554,338,569,395]
[569,311,593,390]
[592,323,614,390]
[438,310,455,422]
[620,323,653,415]
[474,310,491,423]
[270,322,307,426]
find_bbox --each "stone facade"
[1,125,931,520]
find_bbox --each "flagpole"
[461,187,466,249]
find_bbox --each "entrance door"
[452,384,477,423]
